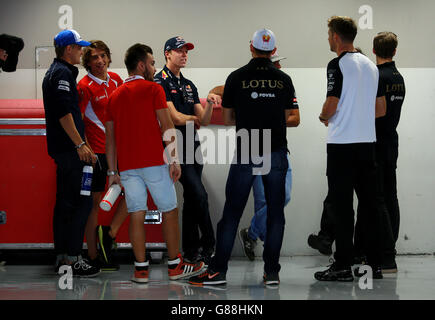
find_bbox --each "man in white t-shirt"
[314,16,386,282]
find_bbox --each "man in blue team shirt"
[42,29,99,277]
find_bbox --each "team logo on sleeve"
[57,80,70,92]
[327,71,335,92]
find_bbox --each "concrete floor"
[0,255,434,300]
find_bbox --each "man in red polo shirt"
[78,40,128,271]
[105,43,205,283]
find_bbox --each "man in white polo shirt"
[314,16,386,282]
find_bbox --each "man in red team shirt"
[78,40,128,271]
[105,43,205,283]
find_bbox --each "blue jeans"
[249,154,292,242]
[120,164,177,213]
[210,148,288,274]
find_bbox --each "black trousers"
[319,192,368,257]
[374,143,400,258]
[179,162,215,257]
[327,143,382,268]
[52,151,92,256]
[319,144,398,261]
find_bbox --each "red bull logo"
[263,34,271,42]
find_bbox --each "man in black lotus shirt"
[42,29,99,277]
[372,32,406,272]
[189,29,299,286]
[154,37,221,265]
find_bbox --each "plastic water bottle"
[80,165,93,196]
[99,184,122,211]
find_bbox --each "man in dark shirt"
[314,16,386,282]
[154,37,221,265]
[308,31,405,274]
[42,29,99,277]
[189,29,299,286]
[372,31,405,272]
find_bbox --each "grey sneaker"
[238,228,256,261]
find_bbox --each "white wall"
[1,67,434,256]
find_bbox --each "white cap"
[251,28,276,51]
[271,52,286,63]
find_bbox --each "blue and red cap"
[164,36,194,53]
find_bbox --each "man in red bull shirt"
[154,36,221,266]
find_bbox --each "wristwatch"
[107,170,118,176]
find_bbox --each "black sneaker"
[97,225,115,264]
[189,268,227,286]
[89,255,120,272]
[381,260,398,274]
[263,273,280,286]
[238,228,256,261]
[354,265,383,279]
[308,234,333,255]
[71,259,100,278]
[101,260,120,272]
[314,262,354,282]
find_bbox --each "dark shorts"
[92,153,108,192]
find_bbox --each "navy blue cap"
[164,36,194,52]
[54,29,91,48]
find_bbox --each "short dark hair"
[124,43,153,73]
[328,16,357,43]
[54,39,67,58]
[373,32,398,59]
[82,40,112,72]
[252,47,273,57]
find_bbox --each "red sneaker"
[168,253,205,280]
[131,268,149,283]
